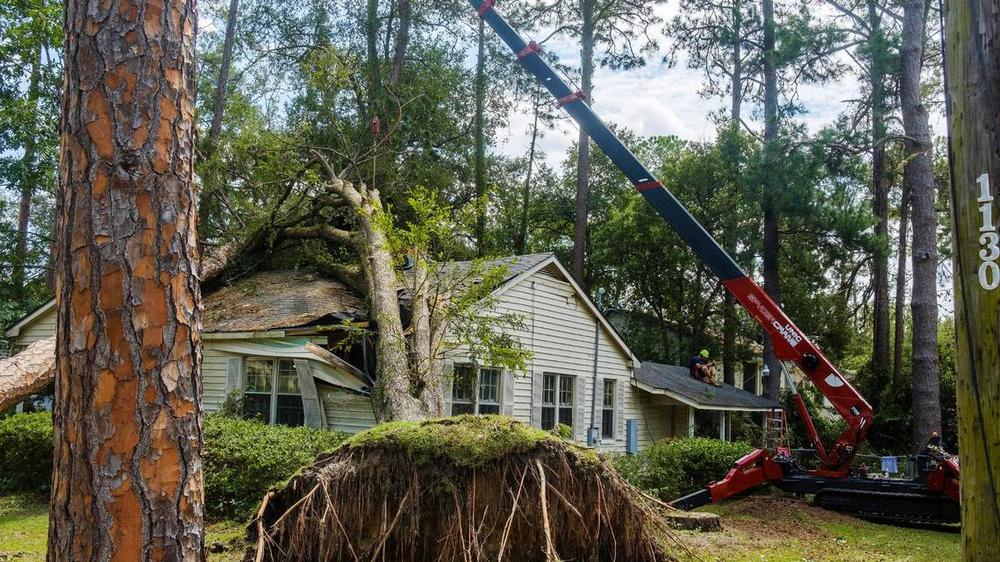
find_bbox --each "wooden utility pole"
[943,0,1000,555]
[50,0,204,559]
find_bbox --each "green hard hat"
[700,349,710,358]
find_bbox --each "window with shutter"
[541,373,575,430]
[450,364,504,415]
[243,358,304,426]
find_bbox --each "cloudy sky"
[492,1,867,166]
[485,2,956,314]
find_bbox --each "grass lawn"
[2,492,961,561]
[675,496,961,562]
[0,494,247,561]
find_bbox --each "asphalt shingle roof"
[635,361,780,411]
[432,252,555,285]
[202,270,363,333]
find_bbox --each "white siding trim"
[490,257,638,365]
[4,300,56,338]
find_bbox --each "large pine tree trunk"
[723,7,743,387]
[762,0,782,399]
[572,0,595,284]
[208,0,239,143]
[869,0,891,381]
[943,0,1000,549]
[892,182,910,385]
[49,0,204,559]
[901,0,940,451]
[474,19,488,256]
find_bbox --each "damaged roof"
[202,270,363,333]
[634,361,780,412]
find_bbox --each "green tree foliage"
[584,125,872,367]
[0,0,61,325]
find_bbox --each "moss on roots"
[345,415,599,468]
[246,416,677,562]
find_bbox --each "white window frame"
[243,357,304,426]
[451,363,502,416]
[601,378,616,439]
[541,373,575,430]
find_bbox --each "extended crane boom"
[468,0,871,470]
[470,0,961,523]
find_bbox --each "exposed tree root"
[245,417,679,562]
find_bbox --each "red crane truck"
[468,0,961,523]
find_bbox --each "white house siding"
[318,384,377,433]
[626,392,692,447]
[202,346,234,412]
[483,269,654,453]
[13,305,56,347]
[8,265,696,452]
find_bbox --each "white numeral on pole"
[977,173,998,291]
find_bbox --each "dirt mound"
[245,416,677,562]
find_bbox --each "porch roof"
[633,361,780,412]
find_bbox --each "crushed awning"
[210,338,370,393]
[633,361,779,412]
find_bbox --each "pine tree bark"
[13,46,44,295]
[0,338,55,414]
[723,5,743,387]
[49,0,204,559]
[474,19,488,256]
[943,0,1000,550]
[572,0,595,284]
[730,0,743,122]
[762,0,783,399]
[869,0,891,380]
[902,0,940,451]
[208,0,239,143]
[892,181,910,385]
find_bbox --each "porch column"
[719,411,726,440]
[688,407,695,438]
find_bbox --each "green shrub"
[0,412,53,493]
[203,415,347,519]
[0,411,347,520]
[612,437,753,501]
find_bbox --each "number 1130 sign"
[978,173,999,291]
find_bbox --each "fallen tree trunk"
[0,337,55,412]
[1,238,264,413]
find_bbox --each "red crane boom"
[468,0,961,523]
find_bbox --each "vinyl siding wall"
[8,271,693,449]
[12,306,56,347]
[456,269,683,452]
[319,384,377,433]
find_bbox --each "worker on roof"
[689,349,721,387]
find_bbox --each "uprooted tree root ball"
[245,416,680,562]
